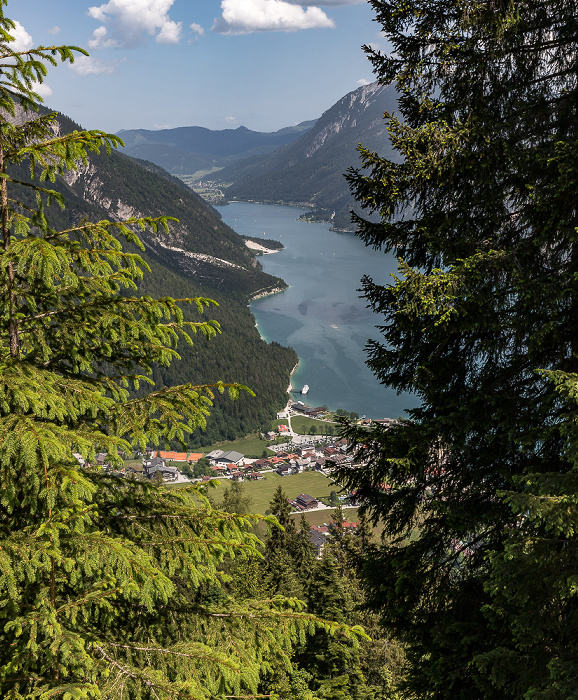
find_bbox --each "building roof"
[221,450,244,463]
[146,456,165,468]
[296,494,317,505]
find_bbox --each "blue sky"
[9,0,388,134]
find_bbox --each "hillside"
[13,109,298,444]
[216,82,399,230]
[116,121,315,176]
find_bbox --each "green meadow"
[207,470,342,514]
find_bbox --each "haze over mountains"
[117,121,316,176]
[117,82,398,231]
[220,82,399,230]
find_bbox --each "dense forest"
[2,0,577,697]
[337,0,578,697]
[0,22,362,698]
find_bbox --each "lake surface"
[217,202,414,419]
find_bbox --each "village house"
[293,493,319,511]
[324,446,340,458]
[309,530,326,558]
[325,453,348,468]
[329,520,359,534]
[252,458,271,470]
[310,524,329,535]
[142,456,179,481]
[294,458,309,472]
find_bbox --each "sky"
[9,0,388,135]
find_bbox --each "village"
[80,402,397,557]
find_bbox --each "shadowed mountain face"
[12,109,297,445]
[216,82,400,230]
[116,122,316,175]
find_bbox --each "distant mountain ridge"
[217,82,399,230]
[117,121,316,175]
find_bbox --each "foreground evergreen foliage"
[219,488,405,700]
[339,0,578,698]
[0,7,364,698]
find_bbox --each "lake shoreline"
[218,202,413,420]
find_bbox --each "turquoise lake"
[217,202,414,419]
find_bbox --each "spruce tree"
[339,0,578,697]
[293,514,315,585]
[264,486,301,595]
[0,5,365,698]
[306,551,367,700]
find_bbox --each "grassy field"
[190,433,276,458]
[208,470,341,514]
[290,415,339,435]
[272,419,290,430]
[289,506,358,527]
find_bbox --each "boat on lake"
[301,384,310,395]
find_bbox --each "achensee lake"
[217,202,414,419]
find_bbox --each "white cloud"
[156,19,181,44]
[47,26,61,36]
[190,23,204,36]
[88,25,120,49]
[212,0,335,34]
[87,0,182,47]
[69,55,125,76]
[357,78,370,86]
[33,81,53,98]
[9,20,34,51]
[222,116,239,125]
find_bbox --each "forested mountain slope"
[14,109,297,444]
[116,121,315,175]
[217,82,399,230]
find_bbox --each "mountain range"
[116,82,398,231]
[14,109,298,446]
[116,121,315,176]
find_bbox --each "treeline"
[133,257,297,444]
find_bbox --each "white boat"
[301,384,309,395]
